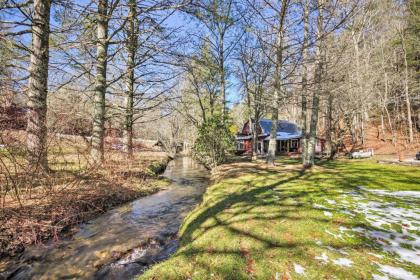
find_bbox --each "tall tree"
[185,0,239,117]
[397,25,414,143]
[267,0,290,165]
[301,0,310,164]
[237,33,271,159]
[179,41,221,126]
[123,0,137,157]
[91,0,109,163]
[26,0,51,170]
[303,0,325,168]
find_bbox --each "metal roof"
[259,119,302,140]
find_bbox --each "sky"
[1,0,252,109]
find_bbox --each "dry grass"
[0,135,170,258]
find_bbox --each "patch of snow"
[332,258,353,267]
[324,245,348,255]
[358,187,420,199]
[352,227,365,233]
[329,185,420,266]
[325,229,343,240]
[368,252,384,259]
[293,263,305,275]
[326,199,337,205]
[315,252,329,263]
[350,200,420,265]
[315,240,323,246]
[372,274,389,280]
[340,209,355,216]
[377,264,419,280]
[339,226,349,232]
[324,211,333,217]
[339,193,420,266]
[346,191,360,195]
[313,203,329,210]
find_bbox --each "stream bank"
[0,155,171,261]
[1,156,209,280]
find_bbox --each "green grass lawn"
[140,158,420,280]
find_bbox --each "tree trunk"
[253,99,261,158]
[123,0,137,158]
[306,91,320,168]
[247,93,257,160]
[267,0,289,165]
[351,30,366,146]
[267,84,278,165]
[384,71,396,143]
[400,35,413,143]
[26,0,51,171]
[252,120,258,159]
[360,115,365,146]
[304,0,324,168]
[380,112,385,140]
[220,34,226,117]
[91,0,109,163]
[301,0,309,164]
[325,93,333,158]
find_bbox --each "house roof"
[259,119,302,140]
[236,119,302,141]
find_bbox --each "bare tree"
[266,0,290,165]
[122,0,137,157]
[26,0,51,171]
[300,0,310,163]
[303,0,325,168]
[91,0,109,163]
[184,0,241,117]
[236,32,271,159]
[397,24,414,143]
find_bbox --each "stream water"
[5,157,209,280]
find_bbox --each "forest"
[0,0,419,279]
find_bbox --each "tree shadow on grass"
[164,159,415,279]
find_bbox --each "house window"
[237,140,244,150]
[290,139,299,152]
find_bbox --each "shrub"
[192,115,235,168]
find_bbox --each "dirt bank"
[0,154,171,259]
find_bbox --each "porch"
[261,138,301,155]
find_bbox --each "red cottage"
[236,119,324,155]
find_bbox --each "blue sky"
[1,0,247,108]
